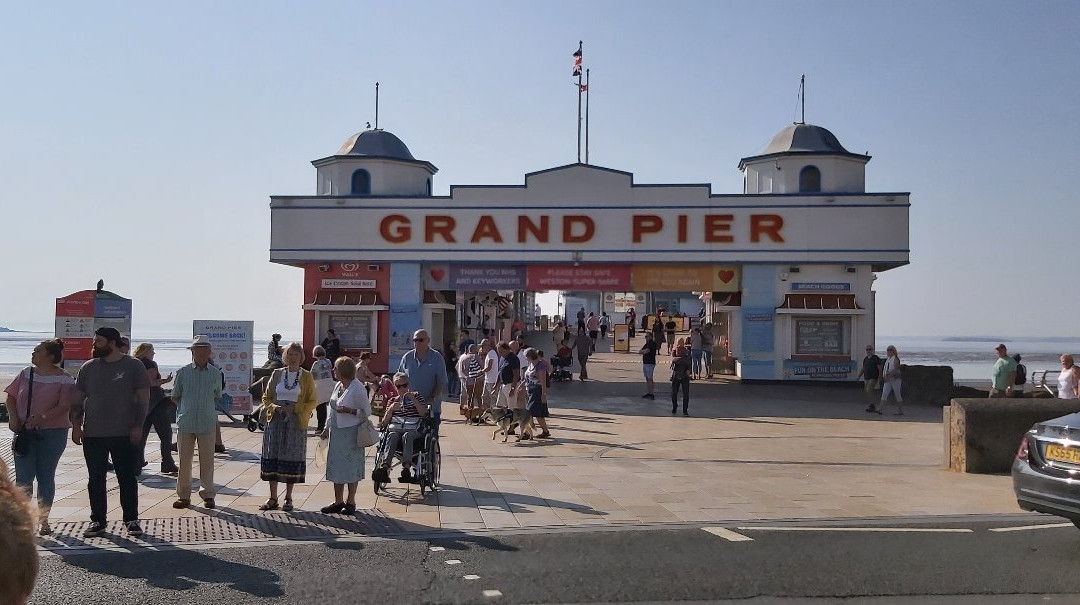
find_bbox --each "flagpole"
[375,81,380,129]
[585,68,590,165]
[576,41,583,163]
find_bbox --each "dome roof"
[336,129,416,160]
[762,123,850,155]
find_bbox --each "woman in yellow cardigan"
[259,342,317,511]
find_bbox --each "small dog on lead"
[491,407,535,443]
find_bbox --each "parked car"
[1012,412,1080,527]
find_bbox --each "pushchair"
[371,416,441,497]
[550,351,574,382]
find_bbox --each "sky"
[1,1,1076,339]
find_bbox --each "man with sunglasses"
[857,345,883,414]
[397,329,448,429]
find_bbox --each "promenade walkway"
[3,332,1022,551]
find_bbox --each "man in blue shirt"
[171,335,223,509]
[398,329,448,423]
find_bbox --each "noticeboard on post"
[193,320,255,414]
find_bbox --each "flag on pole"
[573,48,582,76]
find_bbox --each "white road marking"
[702,527,754,541]
[989,522,1073,532]
[482,590,503,598]
[429,546,445,551]
[445,559,463,565]
[463,574,481,580]
[737,526,973,533]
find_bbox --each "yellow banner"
[630,265,740,292]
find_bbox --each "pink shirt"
[5,367,77,429]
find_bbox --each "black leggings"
[671,378,690,412]
[141,400,176,470]
[316,402,328,432]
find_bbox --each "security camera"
[318,264,331,272]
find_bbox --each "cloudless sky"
[1,1,1076,338]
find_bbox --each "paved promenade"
[3,334,1023,550]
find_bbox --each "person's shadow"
[57,548,283,597]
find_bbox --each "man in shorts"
[639,332,661,400]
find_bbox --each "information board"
[612,324,630,353]
[794,319,845,356]
[193,320,255,415]
[327,313,373,349]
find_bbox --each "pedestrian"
[651,312,665,352]
[536,349,552,387]
[458,330,475,355]
[552,320,566,347]
[523,348,552,439]
[71,327,151,537]
[700,323,715,378]
[574,327,592,380]
[310,345,334,435]
[599,312,611,340]
[639,331,660,400]
[689,327,704,379]
[495,341,521,409]
[627,308,637,338]
[670,346,692,415]
[397,329,448,429]
[1058,355,1079,399]
[170,335,223,510]
[444,342,460,399]
[880,345,903,415]
[858,345,884,414]
[266,333,284,367]
[989,344,1017,398]
[321,329,341,363]
[133,343,178,476]
[576,307,586,332]
[259,342,318,512]
[481,338,500,417]
[356,351,379,383]
[5,338,77,535]
[0,458,38,605]
[458,344,485,424]
[320,357,370,515]
[664,315,677,355]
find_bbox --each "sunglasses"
[412,338,426,342]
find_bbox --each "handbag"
[356,416,380,448]
[11,368,35,456]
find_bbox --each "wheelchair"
[550,356,574,382]
[371,416,441,497]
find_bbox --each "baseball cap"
[94,327,123,344]
[995,343,1007,351]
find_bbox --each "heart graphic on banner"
[717,270,735,283]
[430,269,446,282]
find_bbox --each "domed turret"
[739,123,870,194]
[312,128,437,197]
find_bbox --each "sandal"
[259,498,279,511]
[282,499,294,512]
[39,522,52,536]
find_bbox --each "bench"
[1030,370,1058,397]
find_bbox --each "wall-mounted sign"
[795,319,846,355]
[783,359,856,380]
[631,264,740,292]
[322,278,376,289]
[527,265,632,291]
[448,265,526,289]
[791,282,851,292]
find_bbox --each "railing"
[1031,370,1058,397]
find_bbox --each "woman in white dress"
[1058,354,1080,399]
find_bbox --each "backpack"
[1015,363,1027,385]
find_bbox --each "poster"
[613,324,630,353]
[193,320,255,415]
[55,289,131,373]
[526,265,632,291]
[630,264,740,292]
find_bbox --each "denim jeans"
[691,350,704,376]
[13,427,68,507]
[84,436,140,523]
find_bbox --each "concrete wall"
[947,398,1080,473]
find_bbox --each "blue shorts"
[643,364,656,380]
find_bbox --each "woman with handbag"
[259,342,318,512]
[4,339,77,535]
[319,357,373,515]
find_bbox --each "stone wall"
[947,398,1080,473]
[898,365,954,405]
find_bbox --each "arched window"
[799,165,821,193]
[351,169,371,195]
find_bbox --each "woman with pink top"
[4,339,78,535]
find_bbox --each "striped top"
[395,393,426,418]
[172,362,223,434]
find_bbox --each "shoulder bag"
[12,368,35,456]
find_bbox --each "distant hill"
[0,326,14,332]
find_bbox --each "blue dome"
[336,129,415,160]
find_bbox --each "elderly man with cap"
[71,327,151,537]
[397,329,448,428]
[990,343,1018,398]
[170,335,223,509]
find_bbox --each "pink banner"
[526,265,632,291]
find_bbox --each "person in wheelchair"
[372,372,429,483]
[551,340,574,380]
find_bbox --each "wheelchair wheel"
[430,439,441,489]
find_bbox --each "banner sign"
[448,265,526,289]
[783,359,856,380]
[193,320,255,415]
[94,298,133,318]
[631,264,740,292]
[321,278,376,289]
[791,282,851,292]
[526,265,631,291]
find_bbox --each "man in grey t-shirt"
[71,327,150,537]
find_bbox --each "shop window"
[351,169,371,195]
[794,317,848,356]
[327,312,374,350]
[799,165,821,193]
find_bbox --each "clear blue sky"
[1,1,1076,338]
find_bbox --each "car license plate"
[1045,443,1080,465]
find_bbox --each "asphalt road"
[30,515,1080,604]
